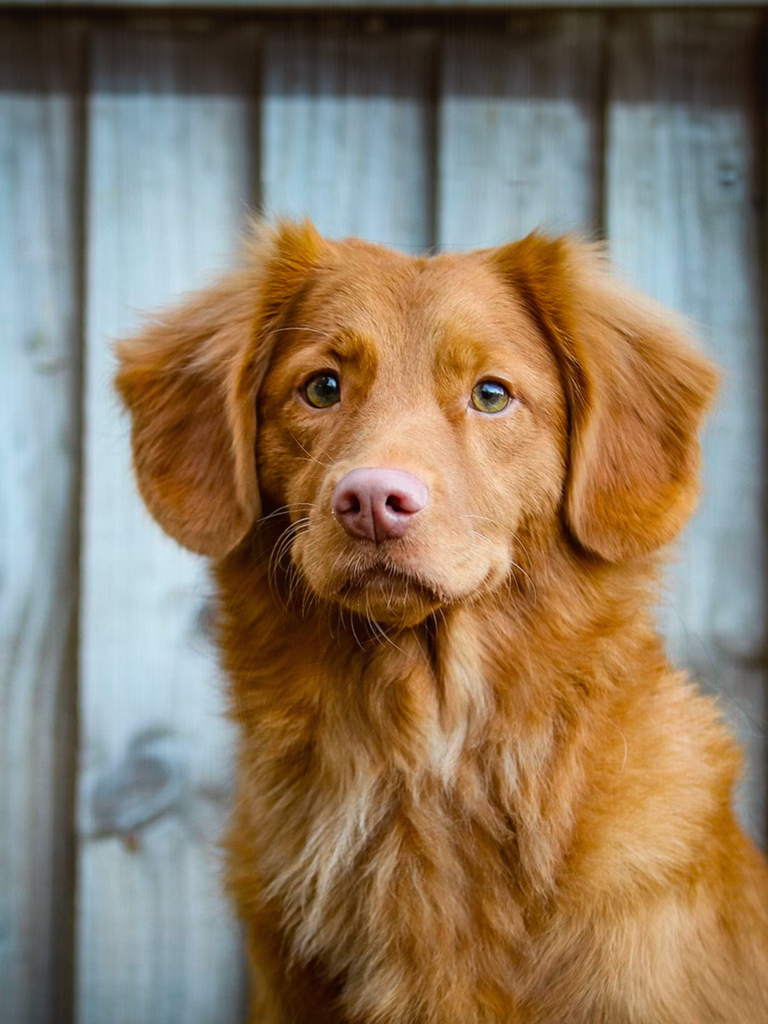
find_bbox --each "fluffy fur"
[116,219,768,1023]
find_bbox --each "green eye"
[471,379,511,414]
[303,372,341,409]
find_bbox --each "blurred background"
[1,4,766,1022]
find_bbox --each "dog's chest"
[258,734,527,1022]
[243,621,533,1019]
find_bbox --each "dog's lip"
[337,563,444,603]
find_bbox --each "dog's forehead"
[307,243,554,374]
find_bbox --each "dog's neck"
[217,529,663,900]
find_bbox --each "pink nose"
[332,468,429,544]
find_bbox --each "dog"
[115,219,768,1023]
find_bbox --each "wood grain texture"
[606,12,766,842]
[262,19,434,250]
[78,27,257,1024]
[438,13,603,249]
[0,17,82,1024]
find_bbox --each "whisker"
[469,529,537,600]
[288,430,334,469]
[469,529,505,559]
[461,513,506,529]
[267,518,311,609]
[366,596,407,655]
[269,325,328,338]
[512,533,535,574]
[258,502,316,525]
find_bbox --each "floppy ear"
[492,234,719,562]
[114,219,324,558]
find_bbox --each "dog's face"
[256,244,567,625]
[115,220,717,624]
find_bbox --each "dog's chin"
[294,536,506,627]
[334,567,444,627]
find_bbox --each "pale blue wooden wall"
[1,10,765,1023]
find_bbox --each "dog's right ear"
[115,219,325,558]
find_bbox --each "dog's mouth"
[339,564,442,601]
[289,513,501,627]
[334,561,446,625]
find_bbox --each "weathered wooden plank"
[0,17,82,1024]
[438,13,603,249]
[79,27,258,1024]
[262,20,433,249]
[606,12,766,842]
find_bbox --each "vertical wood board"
[0,18,82,1024]
[606,12,766,840]
[439,13,603,249]
[79,27,257,1024]
[262,20,434,249]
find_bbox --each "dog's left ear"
[491,234,719,562]
[115,219,325,558]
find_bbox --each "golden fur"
[116,220,768,1023]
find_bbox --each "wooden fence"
[1,8,766,1023]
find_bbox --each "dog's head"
[116,220,717,627]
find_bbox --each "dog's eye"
[303,372,341,409]
[471,379,511,414]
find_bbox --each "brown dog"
[116,220,768,1023]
